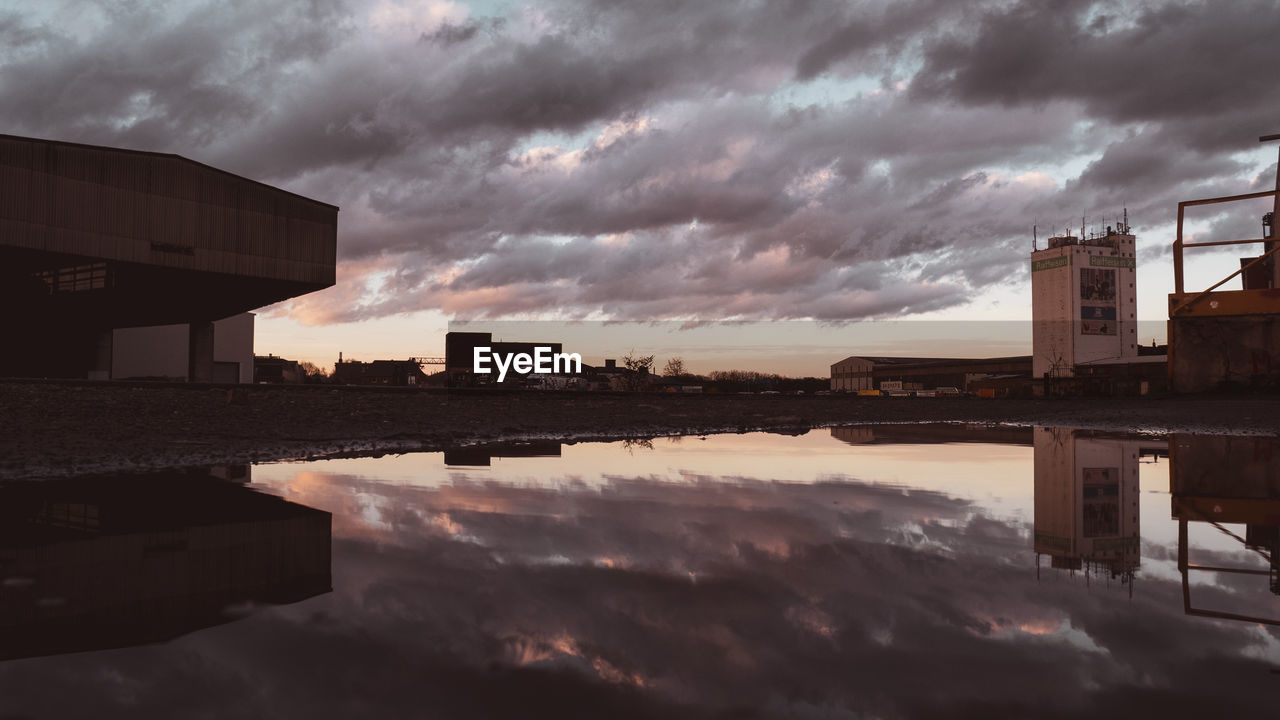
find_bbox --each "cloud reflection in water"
[0,428,1276,718]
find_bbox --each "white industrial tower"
[1030,220,1139,378]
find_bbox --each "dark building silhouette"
[0,470,331,661]
[443,440,563,466]
[333,358,429,386]
[830,425,1033,447]
[254,354,305,384]
[444,331,566,387]
[0,134,337,380]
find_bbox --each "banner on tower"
[1080,267,1117,335]
[1089,255,1135,269]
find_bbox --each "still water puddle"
[1,426,1276,717]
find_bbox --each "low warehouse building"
[831,355,1032,393]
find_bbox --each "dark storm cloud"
[1,0,1274,323]
[0,1,350,152]
[911,0,1280,135]
[421,18,486,45]
[794,0,958,80]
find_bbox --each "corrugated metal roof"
[0,132,338,210]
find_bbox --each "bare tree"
[621,438,654,453]
[624,350,655,373]
[619,350,655,391]
[298,361,328,384]
[662,356,685,378]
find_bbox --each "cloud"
[1,0,1275,324]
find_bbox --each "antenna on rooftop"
[1033,222,1038,251]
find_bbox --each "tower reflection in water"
[1033,427,1279,624]
[1032,427,1150,591]
[0,467,331,661]
[1171,434,1280,625]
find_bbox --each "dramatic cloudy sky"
[3,0,1277,366]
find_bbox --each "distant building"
[1031,224,1140,378]
[830,356,875,392]
[254,354,305,384]
[592,358,658,391]
[333,358,428,387]
[444,331,566,387]
[830,355,1031,393]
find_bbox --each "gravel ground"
[2,380,1277,479]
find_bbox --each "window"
[35,263,111,293]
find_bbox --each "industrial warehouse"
[0,133,337,382]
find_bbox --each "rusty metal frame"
[1176,517,1280,626]
[1171,189,1278,315]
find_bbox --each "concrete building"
[830,356,875,392]
[0,134,336,381]
[1033,427,1142,581]
[112,313,254,383]
[1031,224,1139,378]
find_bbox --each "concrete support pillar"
[87,328,113,381]
[188,320,215,383]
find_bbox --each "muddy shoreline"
[2,380,1277,479]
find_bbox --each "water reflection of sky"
[0,427,1276,718]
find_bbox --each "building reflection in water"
[0,466,331,661]
[1032,427,1150,591]
[1171,434,1280,625]
[443,440,562,467]
[830,424,1033,447]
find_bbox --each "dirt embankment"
[2,380,1276,479]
